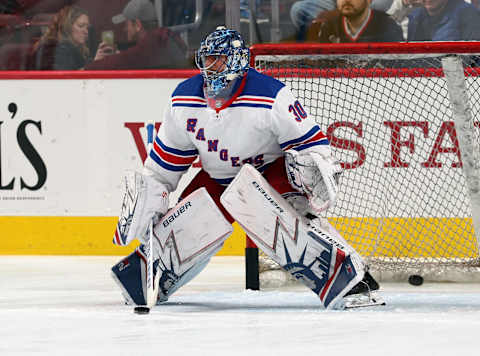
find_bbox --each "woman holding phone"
[32,5,114,70]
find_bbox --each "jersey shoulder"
[172,73,205,98]
[242,68,286,99]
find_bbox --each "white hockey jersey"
[144,68,329,191]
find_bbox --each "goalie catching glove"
[113,170,169,246]
[285,146,342,214]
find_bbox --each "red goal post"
[246,42,480,288]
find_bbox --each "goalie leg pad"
[152,188,233,300]
[221,164,365,309]
[111,242,223,305]
[112,187,233,305]
[279,226,363,308]
[111,245,156,305]
[157,246,218,300]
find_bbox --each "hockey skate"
[335,271,385,309]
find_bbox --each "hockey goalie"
[110,26,384,310]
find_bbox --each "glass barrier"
[0,0,227,70]
[1,0,480,71]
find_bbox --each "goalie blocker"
[221,164,379,309]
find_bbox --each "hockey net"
[250,42,480,285]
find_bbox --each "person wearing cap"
[85,0,188,70]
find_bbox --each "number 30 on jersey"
[289,100,308,122]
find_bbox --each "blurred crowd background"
[1,0,479,71]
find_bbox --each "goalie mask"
[195,26,250,108]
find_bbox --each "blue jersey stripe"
[293,139,330,151]
[229,103,272,109]
[150,151,190,172]
[156,137,198,157]
[279,126,321,149]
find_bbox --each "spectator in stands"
[31,5,112,70]
[407,0,480,41]
[386,0,421,40]
[0,0,20,14]
[240,0,268,19]
[85,0,189,70]
[305,0,404,42]
[291,0,395,40]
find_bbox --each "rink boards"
[0,216,475,257]
[0,73,477,256]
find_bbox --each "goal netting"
[249,42,480,285]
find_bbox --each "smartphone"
[101,30,115,47]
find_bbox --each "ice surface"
[1,256,479,356]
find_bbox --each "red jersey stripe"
[153,141,197,165]
[283,130,327,151]
[172,98,206,103]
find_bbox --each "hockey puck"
[134,306,150,314]
[408,274,424,286]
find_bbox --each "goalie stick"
[134,121,159,315]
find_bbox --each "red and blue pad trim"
[282,230,359,309]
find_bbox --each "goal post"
[442,56,480,244]
[246,42,480,287]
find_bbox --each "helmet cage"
[195,27,250,97]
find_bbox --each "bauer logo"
[162,201,192,228]
[307,223,346,251]
[118,258,130,272]
[0,102,47,198]
[252,181,284,214]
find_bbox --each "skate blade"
[341,292,386,310]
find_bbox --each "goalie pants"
[180,158,296,224]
